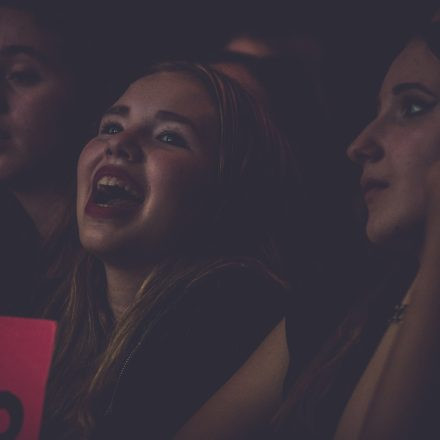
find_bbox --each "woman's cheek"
[76,145,98,206]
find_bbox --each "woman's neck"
[104,264,150,322]
[12,185,69,241]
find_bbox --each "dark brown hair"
[272,22,440,439]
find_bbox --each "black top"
[92,263,285,439]
[0,188,76,319]
[0,188,41,317]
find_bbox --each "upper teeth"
[96,176,142,199]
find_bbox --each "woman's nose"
[347,122,384,165]
[105,133,144,163]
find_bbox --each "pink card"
[0,317,57,440]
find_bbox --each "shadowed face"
[347,39,440,247]
[0,7,76,189]
[77,71,219,266]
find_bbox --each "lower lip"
[85,199,141,220]
[364,186,387,204]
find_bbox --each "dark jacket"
[0,188,41,317]
[92,264,285,439]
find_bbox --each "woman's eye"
[100,122,123,135]
[402,99,436,117]
[157,131,188,148]
[7,69,41,86]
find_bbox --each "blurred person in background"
[0,0,109,316]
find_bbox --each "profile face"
[0,7,76,187]
[347,39,440,247]
[76,71,219,265]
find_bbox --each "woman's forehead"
[0,7,61,61]
[381,39,440,94]
[118,72,218,126]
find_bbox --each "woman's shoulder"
[101,261,287,439]
[172,260,286,335]
[184,259,288,305]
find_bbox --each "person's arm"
[335,166,440,440]
[175,319,289,440]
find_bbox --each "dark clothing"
[92,264,285,439]
[282,256,418,439]
[0,188,41,317]
[0,188,76,319]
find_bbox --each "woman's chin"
[79,232,119,258]
[367,220,423,256]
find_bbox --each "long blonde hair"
[43,62,300,437]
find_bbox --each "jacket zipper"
[104,332,147,416]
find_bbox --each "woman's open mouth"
[85,165,145,219]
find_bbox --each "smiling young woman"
[41,62,300,439]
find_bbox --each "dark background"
[46,0,440,324]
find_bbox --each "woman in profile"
[42,62,302,439]
[321,18,440,440]
[0,1,107,316]
[177,18,440,440]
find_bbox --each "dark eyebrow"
[155,110,198,132]
[103,105,130,117]
[392,82,438,98]
[0,45,49,64]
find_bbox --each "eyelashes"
[156,131,188,148]
[99,121,123,135]
[376,92,438,121]
[99,121,188,148]
[400,97,437,118]
[6,69,41,87]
